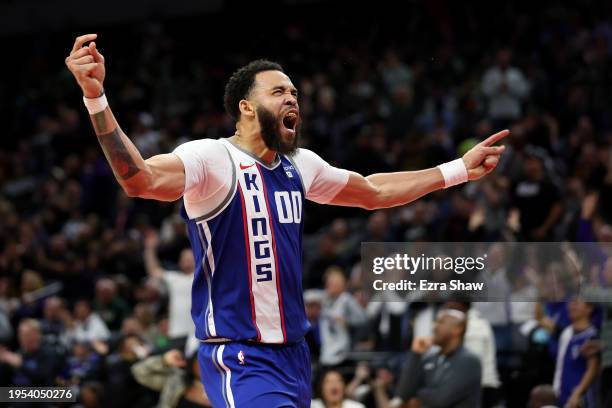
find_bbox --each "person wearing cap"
[387,308,482,408]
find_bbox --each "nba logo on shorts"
[238,350,245,365]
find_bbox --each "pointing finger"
[71,33,97,54]
[480,129,510,147]
[481,145,506,155]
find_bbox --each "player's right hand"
[65,34,106,98]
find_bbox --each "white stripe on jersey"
[238,163,284,343]
[201,221,217,337]
[198,221,217,337]
[217,345,235,408]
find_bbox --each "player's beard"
[257,106,300,156]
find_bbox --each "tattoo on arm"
[92,110,141,180]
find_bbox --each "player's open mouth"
[281,109,299,133]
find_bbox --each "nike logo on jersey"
[240,162,255,170]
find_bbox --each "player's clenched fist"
[65,34,106,98]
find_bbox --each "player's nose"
[284,95,298,107]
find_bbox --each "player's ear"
[239,99,256,118]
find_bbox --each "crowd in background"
[2,0,612,407]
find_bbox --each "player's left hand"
[462,129,509,180]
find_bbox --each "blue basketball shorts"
[198,339,312,408]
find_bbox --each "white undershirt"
[173,138,350,219]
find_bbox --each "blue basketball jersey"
[180,139,309,344]
[556,325,598,407]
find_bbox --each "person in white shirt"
[143,230,195,340]
[67,299,110,343]
[319,267,367,367]
[481,49,530,124]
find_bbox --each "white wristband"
[83,93,108,115]
[437,158,468,188]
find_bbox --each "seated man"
[389,308,482,408]
[0,319,64,386]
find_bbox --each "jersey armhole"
[192,144,237,223]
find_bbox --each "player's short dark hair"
[223,59,284,121]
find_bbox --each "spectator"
[76,381,105,408]
[59,340,102,386]
[132,302,163,346]
[509,148,563,240]
[582,255,612,406]
[311,369,366,408]
[132,349,212,408]
[143,230,195,340]
[319,267,367,367]
[346,362,397,407]
[445,301,501,408]
[12,270,45,322]
[40,296,68,342]
[66,299,110,344]
[481,48,530,127]
[388,308,482,408]
[0,318,63,386]
[0,303,13,344]
[528,384,559,408]
[366,268,409,352]
[553,298,599,408]
[104,334,155,408]
[473,242,513,351]
[93,278,130,331]
[304,289,324,360]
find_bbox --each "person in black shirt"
[510,148,563,241]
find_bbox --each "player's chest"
[236,163,304,227]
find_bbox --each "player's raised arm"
[328,129,509,210]
[65,34,185,201]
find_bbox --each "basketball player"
[65,33,508,407]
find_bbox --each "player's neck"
[231,128,277,165]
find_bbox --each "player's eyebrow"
[271,85,298,95]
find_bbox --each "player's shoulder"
[173,138,229,160]
[291,147,326,167]
[293,147,318,158]
[175,137,225,151]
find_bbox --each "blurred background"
[2,0,612,407]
